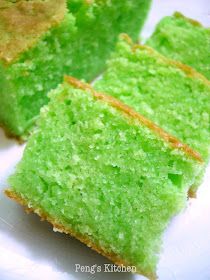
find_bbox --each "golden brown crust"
[0,123,25,144]
[188,188,197,199]
[0,0,66,64]
[173,12,204,28]
[119,34,210,86]
[64,76,203,163]
[131,43,210,87]
[4,189,157,280]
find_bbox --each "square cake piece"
[0,0,151,138]
[95,35,210,191]
[6,76,203,280]
[147,12,210,79]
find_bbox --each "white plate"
[0,1,210,279]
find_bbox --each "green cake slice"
[95,35,210,192]
[146,12,210,79]
[0,0,151,138]
[5,77,203,280]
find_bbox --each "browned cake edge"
[173,11,205,28]
[5,189,157,280]
[64,75,203,163]
[0,0,66,64]
[0,122,25,144]
[187,188,197,199]
[123,35,210,87]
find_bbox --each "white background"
[0,0,210,279]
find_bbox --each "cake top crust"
[0,0,66,64]
[173,12,204,28]
[122,34,210,86]
[64,76,203,163]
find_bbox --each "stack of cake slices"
[94,33,210,194]
[2,3,210,280]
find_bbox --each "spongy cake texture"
[147,12,210,79]
[6,78,203,280]
[95,35,210,189]
[0,0,151,137]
